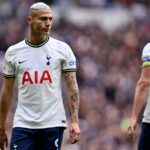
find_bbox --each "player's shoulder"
[49,37,71,50]
[5,40,26,59]
[142,43,150,61]
[143,43,150,51]
[49,37,68,45]
[6,40,25,53]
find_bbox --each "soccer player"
[128,43,150,150]
[0,2,80,150]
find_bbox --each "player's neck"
[27,34,48,45]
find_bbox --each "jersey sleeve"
[3,48,15,77]
[62,44,76,72]
[142,43,150,68]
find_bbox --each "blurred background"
[0,0,150,150]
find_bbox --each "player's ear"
[27,16,32,24]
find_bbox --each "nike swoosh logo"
[19,60,28,64]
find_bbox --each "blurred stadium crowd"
[0,0,150,150]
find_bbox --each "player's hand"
[127,119,136,140]
[69,122,81,144]
[0,128,8,150]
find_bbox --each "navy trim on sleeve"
[3,73,15,78]
[62,69,77,72]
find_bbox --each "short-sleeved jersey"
[141,43,150,123]
[3,37,76,129]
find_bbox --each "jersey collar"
[25,36,49,48]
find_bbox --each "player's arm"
[63,71,81,144]
[128,66,150,140]
[0,76,15,149]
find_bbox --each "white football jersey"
[3,37,76,129]
[141,43,150,123]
